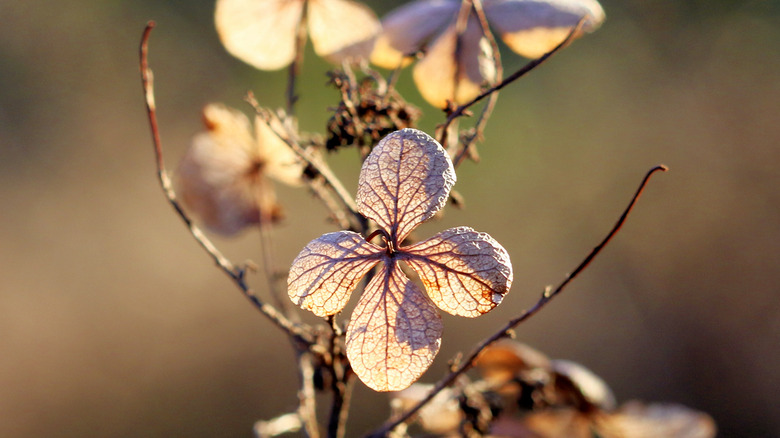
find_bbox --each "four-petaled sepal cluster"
[288,128,513,391]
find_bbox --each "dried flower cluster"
[325,70,421,154]
[214,0,604,106]
[372,0,605,107]
[391,340,717,437]
[140,0,714,436]
[178,0,607,235]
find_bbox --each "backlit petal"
[484,0,605,58]
[371,0,459,69]
[357,129,455,243]
[254,115,305,187]
[288,231,382,317]
[215,0,304,70]
[307,0,380,63]
[598,402,717,438]
[412,15,495,108]
[402,226,513,317]
[176,104,275,234]
[346,261,443,391]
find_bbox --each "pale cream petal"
[412,15,494,108]
[356,129,455,243]
[288,231,382,317]
[176,104,274,235]
[552,359,617,411]
[371,0,459,69]
[401,226,512,317]
[346,261,443,392]
[254,115,304,187]
[215,0,304,70]
[597,401,717,438]
[307,0,381,63]
[484,0,605,58]
[522,409,594,438]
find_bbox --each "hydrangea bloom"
[176,103,303,234]
[371,0,605,107]
[287,129,513,391]
[215,0,380,70]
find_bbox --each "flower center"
[366,229,396,256]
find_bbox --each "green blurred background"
[1,0,778,436]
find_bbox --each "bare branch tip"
[141,22,155,49]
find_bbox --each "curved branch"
[365,165,668,437]
[437,17,587,143]
[139,22,313,343]
[286,4,308,115]
[439,0,503,162]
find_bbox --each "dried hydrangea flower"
[176,103,303,235]
[215,0,381,70]
[371,0,605,107]
[288,128,513,391]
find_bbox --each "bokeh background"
[1,1,778,436]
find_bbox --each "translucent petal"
[288,231,382,317]
[346,261,443,391]
[215,0,304,70]
[412,15,495,108]
[254,115,304,187]
[307,0,380,63]
[484,0,605,58]
[370,0,459,69]
[176,104,278,235]
[401,226,513,317]
[551,359,616,410]
[522,409,594,438]
[356,129,455,243]
[599,402,717,438]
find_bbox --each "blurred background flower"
[371,0,605,107]
[176,103,304,235]
[0,0,778,437]
[215,0,380,70]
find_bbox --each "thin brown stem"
[258,224,295,317]
[365,165,668,437]
[139,22,312,343]
[309,177,358,231]
[324,317,352,438]
[287,7,308,115]
[328,372,354,438]
[451,0,474,110]
[339,63,368,154]
[245,93,364,233]
[438,18,587,143]
[297,350,321,438]
[449,0,502,167]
